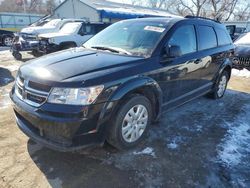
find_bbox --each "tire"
[208,71,229,99]
[31,49,42,57]
[107,95,152,150]
[12,52,22,61]
[3,36,13,46]
[61,43,76,50]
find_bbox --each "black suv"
[10,16,234,151]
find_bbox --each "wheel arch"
[217,58,233,82]
[97,77,163,130]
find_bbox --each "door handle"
[194,59,202,64]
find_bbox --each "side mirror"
[79,31,86,36]
[161,45,181,63]
[167,45,182,58]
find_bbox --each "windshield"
[84,20,167,57]
[235,32,250,45]
[59,22,81,34]
[43,19,61,27]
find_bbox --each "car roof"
[124,16,224,29]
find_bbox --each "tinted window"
[82,25,95,34]
[216,28,231,46]
[198,26,217,50]
[168,25,197,55]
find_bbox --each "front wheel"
[107,95,152,150]
[209,71,229,99]
[12,52,22,61]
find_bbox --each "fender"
[97,76,163,130]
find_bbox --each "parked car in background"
[10,16,234,152]
[0,29,14,46]
[11,19,87,60]
[38,22,109,54]
[226,25,247,41]
[234,32,250,70]
[20,19,77,41]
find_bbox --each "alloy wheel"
[217,75,227,97]
[121,104,148,143]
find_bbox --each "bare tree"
[233,2,250,21]
[208,0,238,21]
[130,0,248,21]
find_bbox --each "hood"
[235,44,250,58]
[21,26,57,35]
[19,48,144,84]
[39,32,69,39]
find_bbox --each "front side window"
[84,20,168,57]
[168,25,197,55]
[198,26,217,50]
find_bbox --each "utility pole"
[71,0,76,18]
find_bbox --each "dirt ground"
[0,49,250,188]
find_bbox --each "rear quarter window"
[198,25,217,50]
[215,28,232,46]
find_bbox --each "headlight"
[48,38,55,44]
[47,85,104,105]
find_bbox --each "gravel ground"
[0,49,250,188]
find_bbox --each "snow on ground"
[217,103,250,168]
[232,68,250,78]
[133,147,156,157]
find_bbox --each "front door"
[152,24,205,107]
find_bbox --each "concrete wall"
[53,0,100,22]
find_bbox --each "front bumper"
[10,87,109,152]
[11,39,39,52]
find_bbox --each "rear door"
[197,25,231,88]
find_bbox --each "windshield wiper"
[90,46,131,55]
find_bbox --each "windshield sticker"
[144,26,165,33]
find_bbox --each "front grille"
[15,76,51,107]
[235,57,250,68]
[27,93,47,104]
[28,81,51,92]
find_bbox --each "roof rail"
[185,15,221,23]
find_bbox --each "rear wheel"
[107,95,152,150]
[209,71,229,99]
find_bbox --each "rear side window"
[168,25,197,55]
[215,28,232,46]
[198,26,217,50]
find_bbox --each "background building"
[53,0,177,23]
[0,12,43,31]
